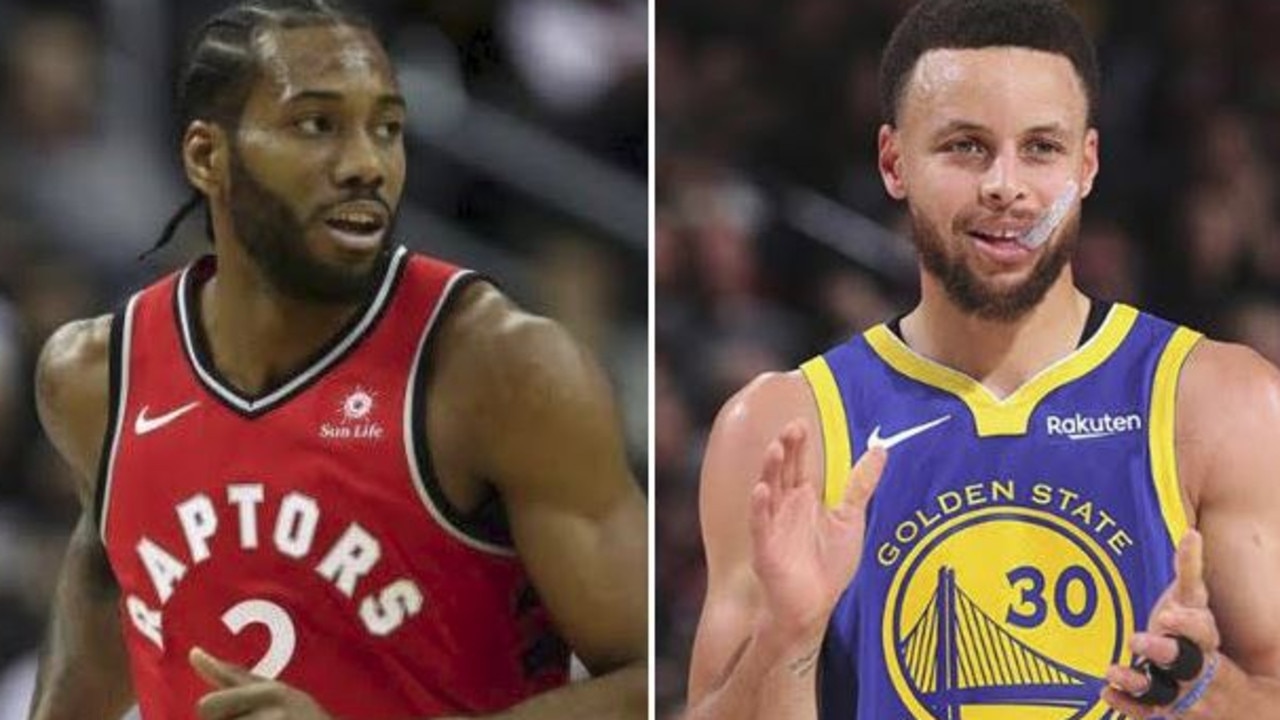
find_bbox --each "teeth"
[975,231,1023,240]
[331,212,379,225]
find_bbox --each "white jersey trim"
[402,270,517,558]
[177,246,408,414]
[99,293,139,543]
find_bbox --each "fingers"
[1130,633,1180,667]
[841,446,887,511]
[1147,604,1220,652]
[196,683,282,720]
[749,479,773,552]
[780,422,806,491]
[1173,529,1208,607]
[1101,681,1160,719]
[755,421,810,512]
[190,647,257,689]
[757,438,786,516]
[1105,663,1154,699]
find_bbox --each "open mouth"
[967,229,1035,261]
[968,230,1024,244]
[321,202,389,251]
[324,210,386,235]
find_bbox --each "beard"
[227,149,395,305]
[910,209,1079,322]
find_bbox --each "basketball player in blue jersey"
[685,1,1280,718]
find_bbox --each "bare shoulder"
[435,278,604,415]
[705,371,817,459]
[35,314,114,503]
[1176,338,1280,505]
[702,371,820,496]
[431,280,629,496]
[36,314,113,419]
[1180,338,1280,411]
[1177,338,1280,443]
[700,371,821,572]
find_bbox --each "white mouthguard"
[1019,180,1079,249]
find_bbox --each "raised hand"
[191,647,334,720]
[749,421,887,649]
[1101,529,1221,718]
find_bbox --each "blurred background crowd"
[656,0,1280,715]
[0,0,646,714]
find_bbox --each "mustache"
[952,209,1040,232]
[316,190,393,216]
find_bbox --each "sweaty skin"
[686,46,1280,720]
[30,23,646,720]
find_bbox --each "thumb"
[840,446,887,513]
[190,646,257,689]
[1172,528,1208,607]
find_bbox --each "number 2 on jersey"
[222,598,297,678]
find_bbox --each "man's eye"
[947,139,985,156]
[1026,140,1065,156]
[295,116,334,135]
[375,120,403,140]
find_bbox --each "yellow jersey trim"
[800,357,854,508]
[1148,327,1202,546]
[863,304,1140,437]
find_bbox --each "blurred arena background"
[656,0,1280,716]
[0,0,647,714]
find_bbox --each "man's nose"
[332,129,386,191]
[979,152,1028,209]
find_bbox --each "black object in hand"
[1164,634,1204,682]
[1130,660,1179,706]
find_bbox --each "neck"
[899,267,1091,399]
[199,236,369,396]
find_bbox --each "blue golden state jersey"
[802,303,1202,720]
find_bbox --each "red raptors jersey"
[97,246,569,719]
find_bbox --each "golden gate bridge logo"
[898,566,1103,717]
[882,507,1133,720]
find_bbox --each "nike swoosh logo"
[134,402,201,436]
[867,415,952,451]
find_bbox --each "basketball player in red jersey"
[685,1,1280,718]
[27,2,645,719]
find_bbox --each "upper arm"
[35,314,113,508]
[30,316,132,716]
[444,287,647,674]
[686,372,822,705]
[1176,340,1280,677]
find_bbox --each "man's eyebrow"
[928,120,1072,138]
[282,90,407,109]
[1024,123,1069,136]
[929,120,990,138]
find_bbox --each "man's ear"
[1079,127,1100,199]
[878,124,907,200]
[183,121,230,199]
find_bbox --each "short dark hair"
[878,0,1100,125]
[178,0,376,131]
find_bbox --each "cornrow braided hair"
[143,0,374,259]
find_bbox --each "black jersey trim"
[885,298,1114,350]
[403,271,516,557]
[1081,299,1113,346]
[175,246,409,418]
[95,294,138,541]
